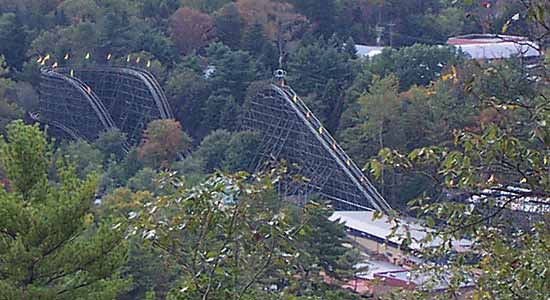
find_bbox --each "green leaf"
[501,22,509,33]
[369,159,383,179]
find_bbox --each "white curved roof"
[454,41,541,59]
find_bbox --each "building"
[447,34,542,61]
[374,269,474,294]
[465,186,550,215]
[354,44,385,59]
[329,211,471,266]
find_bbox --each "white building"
[354,44,385,59]
[329,211,471,266]
[447,34,542,60]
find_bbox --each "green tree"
[0,13,27,69]
[136,171,295,300]
[57,0,100,24]
[206,43,257,100]
[288,39,352,95]
[95,129,128,163]
[99,187,153,218]
[171,155,206,186]
[288,39,353,130]
[165,63,211,139]
[0,120,128,300]
[180,0,231,14]
[339,75,401,164]
[343,36,358,60]
[194,129,232,173]
[411,7,470,44]
[0,57,22,134]
[132,25,179,65]
[139,0,180,20]
[101,148,144,192]
[58,139,104,179]
[213,3,244,50]
[0,0,59,30]
[242,23,268,56]
[28,22,100,65]
[366,44,466,91]
[222,130,261,172]
[98,188,178,300]
[202,89,240,132]
[289,202,364,299]
[128,167,158,192]
[341,75,476,206]
[135,170,360,300]
[288,0,336,36]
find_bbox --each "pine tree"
[213,3,244,49]
[194,129,233,173]
[201,89,240,132]
[288,0,336,36]
[300,203,361,282]
[222,130,261,172]
[242,23,267,56]
[287,40,352,131]
[207,43,257,101]
[343,36,358,59]
[0,121,129,300]
[0,13,28,69]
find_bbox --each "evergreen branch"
[0,229,16,240]
[42,236,121,286]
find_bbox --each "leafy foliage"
[133,170,361,300]
[368,58,550,299]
